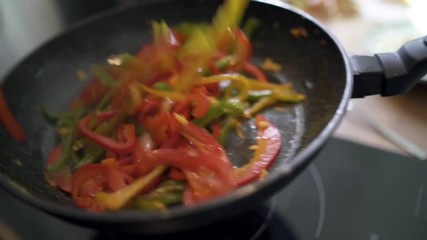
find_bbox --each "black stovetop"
[1,138,427,240]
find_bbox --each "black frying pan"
[0,0,426,235]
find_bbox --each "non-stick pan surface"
[0,0,351,234]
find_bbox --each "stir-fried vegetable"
[0,87,26,142]
[42,0,305,212]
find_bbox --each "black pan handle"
[351,36,427,98]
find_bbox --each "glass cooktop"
[1,138,427,240]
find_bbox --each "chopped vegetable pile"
[0,0,305,212]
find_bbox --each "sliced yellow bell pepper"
[95,165,167,210]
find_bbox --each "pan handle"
[350,36,427,98]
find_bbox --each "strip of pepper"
[233,115,281,187]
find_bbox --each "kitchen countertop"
[322,0,427,157]
[0,0,426,157]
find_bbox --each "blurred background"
[0,0,426,156]
[297,0,427,157]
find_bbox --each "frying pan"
[0,0,426,235]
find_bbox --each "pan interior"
[0,0,347,212]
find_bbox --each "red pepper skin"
[71,164,109,212]
[173,116,235,183]
[133,143,155,177]
[141,111,172,147]
[159,130,182,149]
[0,86,26,142]
[190,91,210,119]
[233,29,252,71]
[105,167,128,192]
[172,99,191,120]
[146,147,235,205]
[168,168,186,181]
[204,82,220,97]
[78,115,136,154]
[210,121,222,141]
[243,62,268,82]
[145,148,199,171]
[138,96,163,120]
[136,30,180,82]
[234,115,281,187]
[71,163,132,212]
[182,185,195,206]
[145,116,236,205]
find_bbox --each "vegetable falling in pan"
[40,0,305,212]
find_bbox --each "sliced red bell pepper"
[233,115,281,187]
[172,99,191,120]
[94,165,167,210]
[145,115,236,205]
[233,29,252,70]
[136,41,178,79]
[168,168,186,181]
[235,29,252,58]
[159,129,183,149]
[132,134,164,178]
[182,185,195,206]
[72,162,132,211]
[146,147,235,205]
[71,164,109,212]
[0,86,26,142]
[107,169,128,191]
[138,95,163,120]
[141,111,172,146]
[190,91,211,119]
[100,159,129,191]
[183,166,234,204]
[243,62,268,82]
[204,82,221,97]
[78,115,136,154]
[210,121,222,141]
[173,115,235,179]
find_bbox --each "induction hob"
[1,138,427,240]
